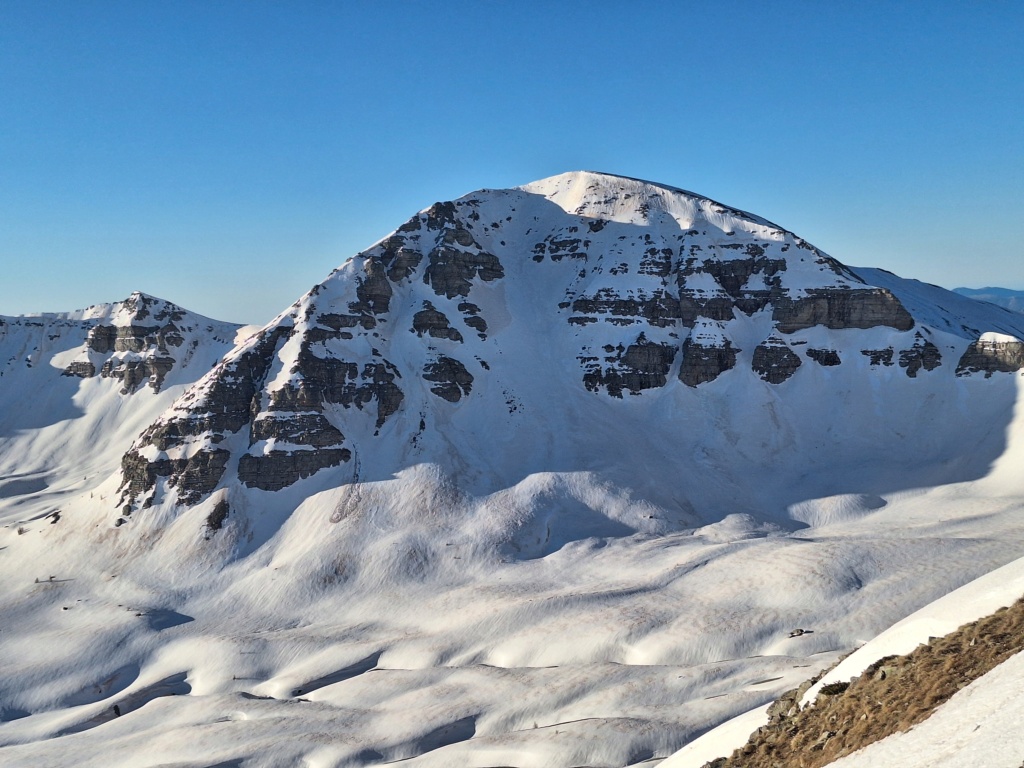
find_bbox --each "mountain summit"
[0,292,242,502]
[111,171,1024,551]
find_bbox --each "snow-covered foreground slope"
[660,529,1024,767]
[2,173,1024,766]
[802,550,1024,706]
[820,556,1024,768]
[827,649,1024,768]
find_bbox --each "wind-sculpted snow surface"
[3,173,1024,766]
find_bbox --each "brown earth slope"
[703,594,1024,768]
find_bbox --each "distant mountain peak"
[0,294,240,395]
[953,286,1024,314]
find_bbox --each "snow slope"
[660,536,1024,767]
[803,553,1024,705]
[827,649,1024,767]
[2,173,1024,766]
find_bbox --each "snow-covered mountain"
[0,292,243,521]
[2,172,1024,767]
[113,171,1024,547]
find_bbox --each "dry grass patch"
[704,594,1024,768]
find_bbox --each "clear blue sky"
[2,1,1022,324]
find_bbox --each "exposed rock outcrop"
[117,326,293,509]
[238,448,351,492]
[956,337,1024,377]
[753,337,802,384]
[806,348,841,366]
[459,302,488,338]
[862,348,895,367]
[582,334,677,397]
[679,336,738,387]
[58,293,221,394]
[774,289,914,334]
[412,302,464,342]
[145,326,293,451]
[119,448,231,510]
[62,361,97,378]
[569,289,682,328]
[250,413,345,448]
[899,334,943,377]
[268,345,403,429]
[677,247,786,318]
[424,243,504,299]
[423,356,474,402]
[109,171,1024,519]
[100,355,177,393]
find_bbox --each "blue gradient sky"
[2,2,1022,324]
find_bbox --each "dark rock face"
[87,293,188,356]
[87,323,185,355]
[463,314,487,338]
[318,312,371,332]
[454,301,489,335]
[679,337,738,387]
[424,356,474,402]
[561,221,913,398]
[582,334,677,397]
[251,413,345,448]
[899,334,943,377]
[532,230,590,262]
[206,499,230,532]
[570,289,682,328]
[148,327,293,450]
[62,361,96,378]
[118,189,518,509]
[412,302,464,342]
[100,355,177,393]
[238,448,351,492]
[118,327,293,509]
[424,246,504,299]
[678,294,735,324]
[677,249,786,318]
[673,237,798,319]
[753,338,802,384]
[85,325,118,354]
[377,233,424,282]
[956,338,1024,377]
[169,450,232,505]
[269,345,403,429]
[806,348,841,366]
[120,448,231,509]
[348,258,393,319]
[862,348,895,366]
[774,289,914,334]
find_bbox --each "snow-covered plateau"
[2,171,1024,767]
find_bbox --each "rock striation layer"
[956,335,1024,377]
